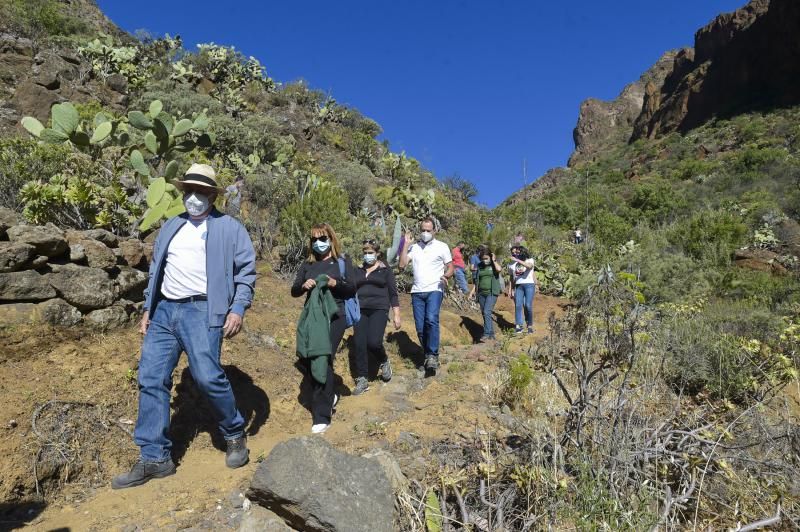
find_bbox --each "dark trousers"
[353,308,389,379]
[304,313,347,425]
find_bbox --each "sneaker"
[514,326,524,334]
[111,458,176,490]
[225,435,249,469]
[424,355,439,373]
[333,393,339,408]
[527,326,534,334]
[311,423,330,434]
[379,360,393,382]
[352,376,370,395]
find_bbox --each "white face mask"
[184,192,210,216]
[482,259,491,265]
[420,231,433,243]
[312,240,330,254]
[363,253,377,265]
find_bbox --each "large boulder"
[0,271,56,301]
[77,239,116,270]
[39,298,82,326]
[0,242,35,273]
[118,239,146,269]
[83,228,119,248]
[7,223,68,258]
[114,266,148,300]
[248,437,394,532]
[85,306,129,330]
[49,264,115,310]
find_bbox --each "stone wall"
[0,208,152,329]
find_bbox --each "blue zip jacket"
[143,208,256,326]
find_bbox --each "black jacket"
[291,256,358,312]
[355,263,399,310]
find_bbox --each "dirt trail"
[1,269,566,531]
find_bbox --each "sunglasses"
[311,235,329,243]
[362,239,377,245]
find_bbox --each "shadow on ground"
[170,365,270,465]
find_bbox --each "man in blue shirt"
[112,164,256,489]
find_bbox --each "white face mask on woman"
[363,253,377,265]
[184,192,210,216]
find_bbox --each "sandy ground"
[0,266,567,531]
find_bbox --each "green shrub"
[0,0,88,38]
[668,209,747,265]
[0,138,71,211]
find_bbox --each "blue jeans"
[477,293,497,338]
[411,290,443,358]
[453,267,469,293]
[134,299,244,462]
[514,283,535,328]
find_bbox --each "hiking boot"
[352,376,370,395]
[379,360,393,382]
[225,435,249,469]
[111,458,176,490]
[424,355,439,376]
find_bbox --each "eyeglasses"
[311,235,329,243]
[362,239,377,245]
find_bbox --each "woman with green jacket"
[475,247,503,342]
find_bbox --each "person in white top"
[399,217,453,374]
[508,244,536,334]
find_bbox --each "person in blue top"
[113,164,256,490]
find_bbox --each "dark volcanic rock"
[632,0,800,139]
[7,224,68,258]
[248,437,394,532]
[0,270,55,301]
[49,264,114,310]
[39,298,82,326]
[0,242,35,273]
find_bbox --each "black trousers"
[353,308,389,379]
[304,313,347,425]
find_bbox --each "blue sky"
[98,0,745,207]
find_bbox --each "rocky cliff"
[631,0,800,139]
[568,51,678,167]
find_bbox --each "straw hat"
[175,163,223,191]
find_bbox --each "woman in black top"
[351,240,401,395]
[291,223,357,434]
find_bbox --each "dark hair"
[362,239,381,255]
[514,246,530,260]
[420,217,435,229]
[480,247,493,259]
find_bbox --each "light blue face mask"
[312,240,330,254]
[363,253,377,265]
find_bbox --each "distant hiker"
[399,217,453,376]
[291,223,358,433]
[514,232,525,244]
[112,163,256,490]
[451,241,469,294]
[223,176,245,217]
[486,219,494,233]
[475,247,502,342]
[573,227,583,244]
[467,244,487,300]
[508,244,536,334]
[351,239,401,394]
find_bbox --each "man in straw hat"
[113,163,256,489]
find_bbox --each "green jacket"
[477,265,502,296]
[296,275,339,383]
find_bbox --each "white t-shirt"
[509,258,535,285]
[161,220,208,299]
[407,239,452,293]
